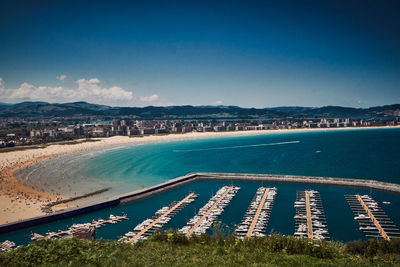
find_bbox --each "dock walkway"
[346,194,400,240]
[305,191,313,239]
[31,214,128,240]
[294,190,329,240]
[0,243,13,252]
[247,188,270,237]
[127,193,197,243]
[235,187,277,238]
[185,186,234,236]
[179,186,240,236]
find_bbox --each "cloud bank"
[0,77,160,106]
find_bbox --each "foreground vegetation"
[1,233,400,266]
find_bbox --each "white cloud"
[216,100,223,105]
[0,77,160,106]
[75,78,134,101]
[140,94,159,102]
[56,74,67,82]
[0,77,5,93]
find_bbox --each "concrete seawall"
[195,173,400,194]
[1,172,399,234]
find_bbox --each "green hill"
[0,101,399,119]
[1,233,399,266]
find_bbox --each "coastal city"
[1,0,400,265]
[1,117,399,149]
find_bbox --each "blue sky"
[0,0,399,107]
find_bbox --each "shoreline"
[0,125,398,225]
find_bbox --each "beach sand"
[0,126,397,225]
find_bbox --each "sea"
[3,127,400,245]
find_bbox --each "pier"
[0,243,13,252]
[126,193,198,243]
[294,190,329,240]
[346,195,400,240]
[235,187,277,238]
[180,186,240,236]
[31,214,128,240]
[305,191,313,239]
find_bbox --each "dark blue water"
[3,128,400,245]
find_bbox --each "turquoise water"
[83,128,400,189]
[4,128,400,245]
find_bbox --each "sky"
[0,0,399,108]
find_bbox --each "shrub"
[345,240,365,255]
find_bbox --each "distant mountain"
[62,101,112,111]
[285,105,400,118]
[116,105,283,118]
[0,102,13,108]
[0,101,398,119]
[0,101,107,118]
[266,106,314,113]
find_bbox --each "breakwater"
[1,172,400,233]
[195,173,400,194]
[41,188,111,213]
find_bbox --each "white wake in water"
[173,140,300,152]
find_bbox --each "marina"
[124,193,198,243]
[294,190,329,240]
[0,179,399,246]
[235,187,277,238]
[179,186,240,236]
[2,172,400,235]
[30,214,128,241]
[346,195,400,240]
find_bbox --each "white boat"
[354,214,370,220]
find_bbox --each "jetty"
[346,195,400,240]
[0,240,15,252]
[195,173,400,194]
[41,188,111,213]
[294,190,329,240]
[125,193,198,243]
[179,186,240,236]
[235,187,277,238]
[31,214,128,240]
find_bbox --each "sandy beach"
[0,126,398,225]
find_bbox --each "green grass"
[1,233,400,266]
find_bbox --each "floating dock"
[31,214,128,240]
[346,195,400,240]
[235,187,277,238]
[179,186,240,236]
[0,240,15,252]
[294,190,329,240]
[125,193,198,243]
